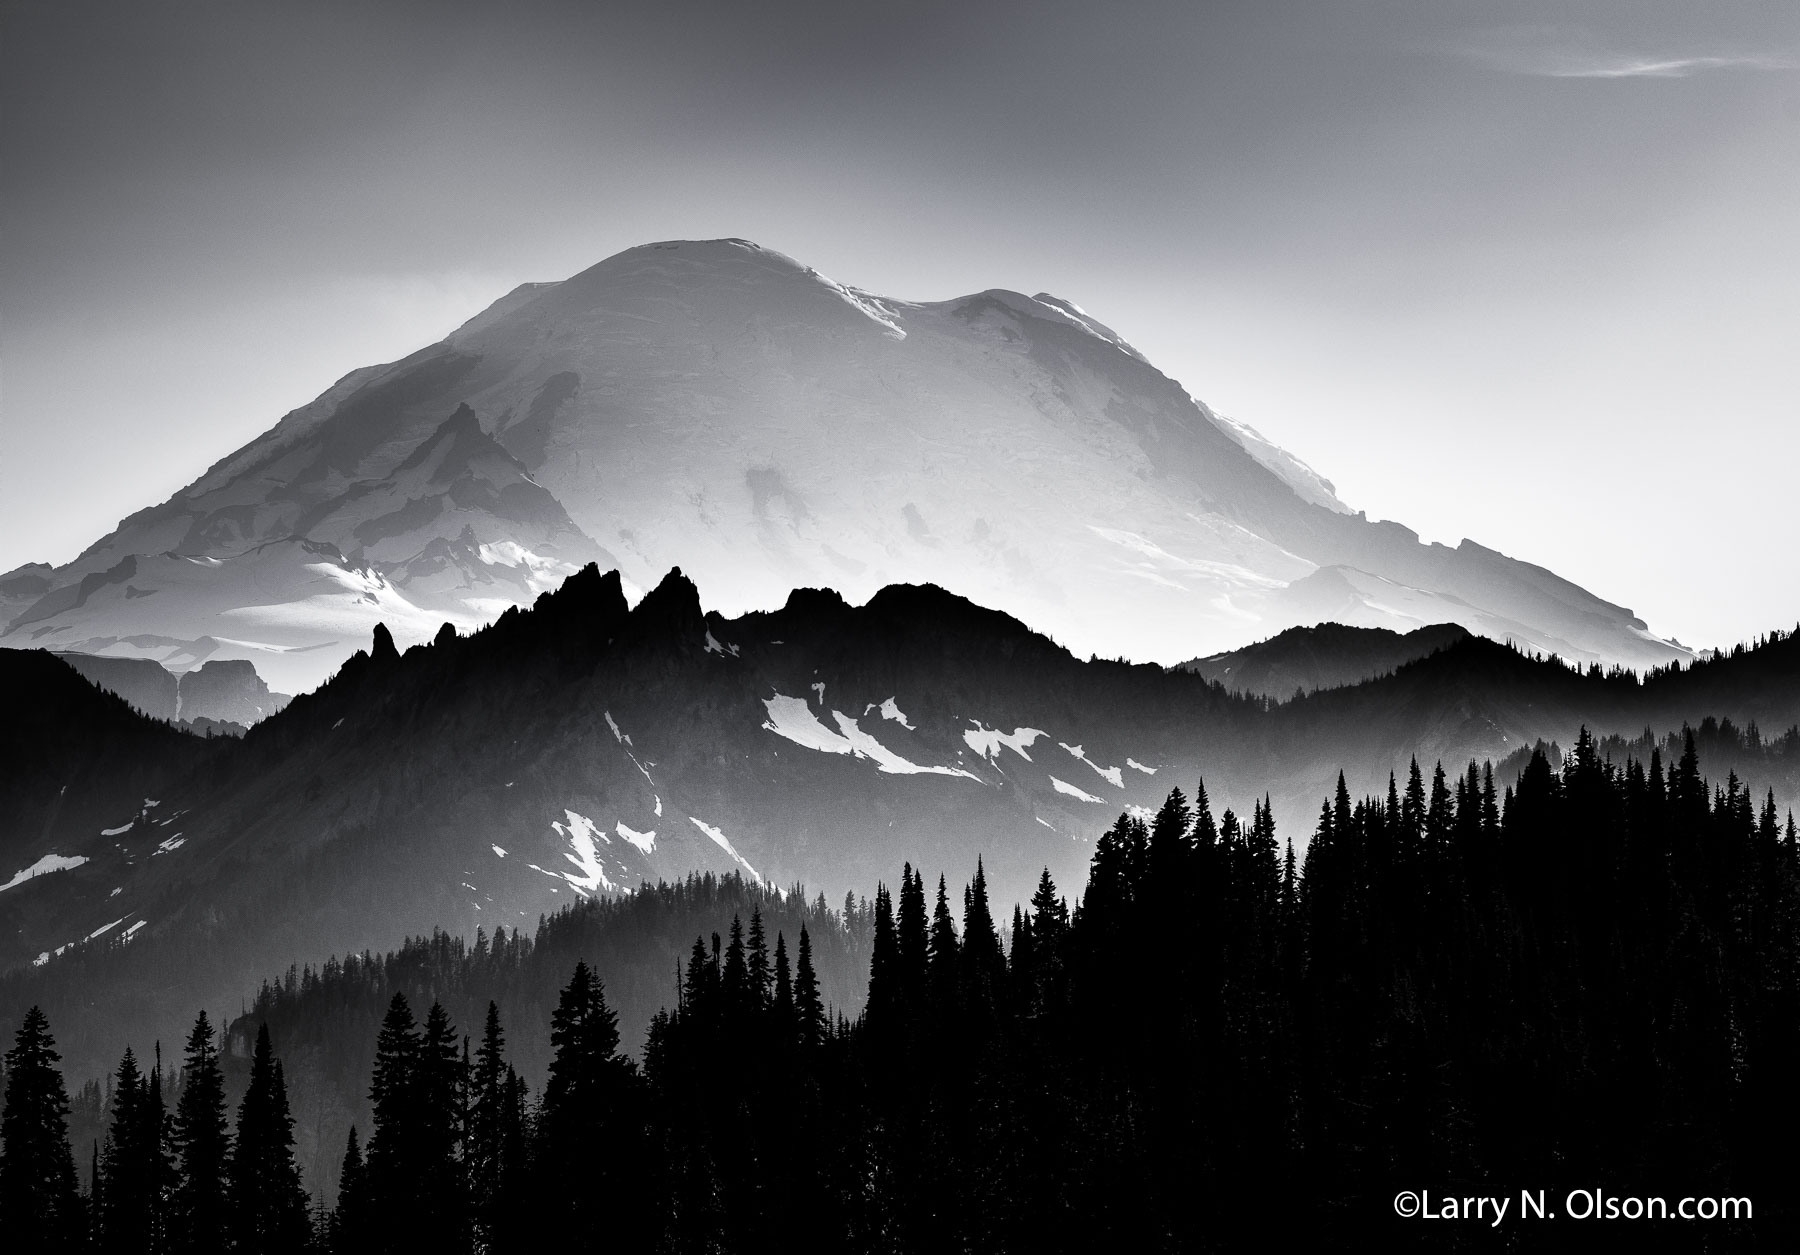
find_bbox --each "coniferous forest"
[4,734,1798,1250]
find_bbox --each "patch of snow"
[143,798,160,808]
[963,723,1044,762]
[1050,776,1107,804]
[32,952,49,967]
[763,694,975,777]
[830,712,981,779]
[1057,742,1124,788]
[653,795,663,817]
[1036,817,1055,830]
[153,836,186,855]
[616,822,656,855]
[865,697,915,729]
[763,695,854,755]
[1,853,90,893]
[492,845,507,858]
[1127,758,1157,775]
[88,917,127,940]
[101,822,134,837]
[122,920,147,940]
[703,629,740,657]
[109,886,122,897]
[689,817,762,883]
[552,810,614,895]
[811,681,826,703]
[605,711,631,744]
[332,717,345,730]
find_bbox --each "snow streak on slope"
[1050,776,1107,804]
[689,817,762,884]
[616,823,656,856]
[552,810,615,895]
[1058,742,1125,788]
[965,723,1043,762]
[761,693,976,777]
[1,854,89,893]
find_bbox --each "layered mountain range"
[4,565,1795,1090]
[1,239,1685,695]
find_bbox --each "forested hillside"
[6,733,1796,1249]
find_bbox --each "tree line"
[5,729,1798,1249]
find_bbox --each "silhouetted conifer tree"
[0,1008,83,1252]
[226,1025,308,1255]
[171,1011,229,1255]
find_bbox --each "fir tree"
[363,993,421,1253]
[897,863,930,1011]
[98,1046,161,1254]
[329,1127,370,1254]
[415,1003,468,1253]
[747,907,773,1011]
[0,1007,83,1252]
[795,926,827,1050]
[467,1003,508,1250]
[171,1011,230,1255]
[226,1025,308,1255]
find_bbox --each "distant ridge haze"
[1,239,1687,691]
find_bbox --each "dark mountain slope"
[1183,621,1472,697]
[2,572,1795,1095]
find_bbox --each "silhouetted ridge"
[619,567,706,646]
[1185,620,1474,697]
[370,622,400,664]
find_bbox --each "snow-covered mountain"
[2,239,1686,693]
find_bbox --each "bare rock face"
[3,239,1685,694]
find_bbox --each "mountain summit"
[2,238,1684,691]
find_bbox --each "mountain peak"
[5,238,1688,693]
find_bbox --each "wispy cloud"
[1451,27,1796,80]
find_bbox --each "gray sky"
[3,0,1796,651]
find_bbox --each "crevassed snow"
[689,817,762,884]
[616,822,656,855]
[821,278,908,339]
[1,854,90,893]
[763,695,854,755]
[101,822,134,837]
[492,845,507,857]
[1127,758,1157,775]
[963,723,1043,762]
[1057,742,1124,789]
[551,811,614,895]
[865,697,915,729]
[1209,412,1353,515]
[1050,776,1107,804]
[153,836,186,855]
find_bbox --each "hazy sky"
[3,0,1796,650]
